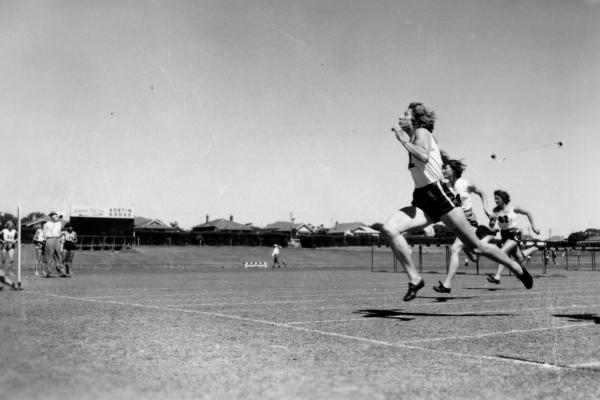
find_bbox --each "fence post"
[565,248,569,270]
[371,245,374,272]
[418,245,423,273]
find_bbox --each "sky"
[1,0,599,236]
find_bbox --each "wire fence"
[371,245,598,274]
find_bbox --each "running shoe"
[433,281,451,294]
[486,275,501,284]
[403,279,425,301]
[517,266,533,289]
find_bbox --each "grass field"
[1,245,599,400]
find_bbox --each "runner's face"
[442,164,454,179]
[398,108,413,130]
[494,195,504,206]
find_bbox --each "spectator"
[272,244,281,268]
[33,222,46,277]
[43,212,67,278]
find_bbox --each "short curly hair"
[446,158,466,179]
[493,190,511,204]
[408,102,437,132]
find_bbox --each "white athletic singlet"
[493,206,519,230]
[1,228,17,242]
[34,229,45,242]
[409,131,443,188]
[63,232,77,243]
[453,177,473,211]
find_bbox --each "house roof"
[192,219,253,231]
[582,235,600,242]
[328,222,366,234]
[262,221,305,231]
[134,217,178,231]
[351,226,380,235]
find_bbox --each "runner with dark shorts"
[382,102,533,301]
[486,190,540,285]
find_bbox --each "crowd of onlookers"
[0,211,78,291]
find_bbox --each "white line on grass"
[60,281,600,301]
[176,293,600,314]
[569,361,600,369]
[399,323,597,344]
[41,292,574,371]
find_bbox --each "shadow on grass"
[412,296,478,303]
[462,287,506,291]
[354,309,512,320]
[533,274,568,278]
[430,296,477,302]
[553,313,600,324]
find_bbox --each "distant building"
[191,215,253,233]
[327,222,380,237]
[134,217,180,234]
[262,221,313,236]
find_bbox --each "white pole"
[17,205,22,289]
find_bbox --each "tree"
[567,231,588,243]
[25,211,46,222]
[0,212,18,226]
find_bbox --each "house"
[191,215,253,233]
[328,222,380,237]
[133,217,183,246]
[580,234,600,247]
[134,217,180,233]
[262,221,313,236]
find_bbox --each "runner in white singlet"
[382,102,533,301]
[433,156,492,294]
[486,190,540,284]
[0,221,18,290]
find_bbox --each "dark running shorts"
[500,228,522,244]
[463,208,478,228]
[476,225,497,239]
[411,181,456,223]
[63,241,76,251]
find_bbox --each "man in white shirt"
[43,211,67,277]
[271,244,281,268]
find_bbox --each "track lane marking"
[159,293,600,311]
[71,287,600,306]
[40,292,582,371]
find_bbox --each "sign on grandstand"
[71,206,134,219]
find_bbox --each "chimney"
[335,221,338,230]
[230,214,233,222]
[205,214,209,224]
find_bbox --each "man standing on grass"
[43,212,68,278]
[272,244,281,268]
